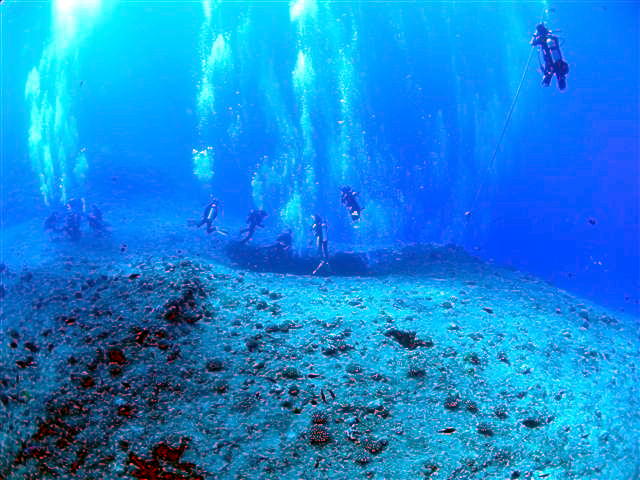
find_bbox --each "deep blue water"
[1,1,638,315]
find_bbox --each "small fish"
[438,427,456,434]
[320,390,327,403]
[329,389,336,400]
[128,273,140,280]
[587,217,597,225]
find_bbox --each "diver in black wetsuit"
[44,211,63,235]
[311,214,329,275]
[64,210,82,241]
[531,23,569,90]
[197,198,220,234]
[340,186,362,222]
[267,228,294,264]
[63,198,85,241]
[87,205,109,235]
[240,209,268,243]
[275,229,293,253]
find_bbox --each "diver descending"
[311,214,330,275]
[531,23,569,90]
[197,198,220,234]
[240,209,268,243]
[340,186,363,222]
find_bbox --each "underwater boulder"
[384,328,433,349]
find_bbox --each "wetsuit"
[240,210,267,243]
[270,230,293,262]
[197,202,219,234]
[312,217,329,259]
[44,212,62,233]
[341,188,362,222]
[62,198,85,241]
[64,212,82,241]
[312,217,329,275]
[532,24,569,90]
[276,231,293,252]
[87,206,108,234]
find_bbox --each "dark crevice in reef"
[225,242,478,276]
[384,329,434,350]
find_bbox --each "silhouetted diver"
[340,186,363,222]
[531,23,569,90]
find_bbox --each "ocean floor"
[1,209,639,480]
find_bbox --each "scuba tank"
[547,34,569,84]
[321,222,328,242]
[546,36,563,63]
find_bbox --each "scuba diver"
[240,209,268,243]
[44,211,63,235]
[267,228,294,264]
[531,23,569,90]
[66,197,85,214]
[64,208,82,241]
[275,229,293,254]
[311,214,329,275]
[87,205,109,235]
[340,186,363,222]
[197,198,221,234]
[62,198,85,241]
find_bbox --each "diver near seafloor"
[531,23,569,90]
[264,229,294,264]
[44,211,63,236]
[66,197,86,214]
[274,229,293,254]
[63,200,84,242]
[240,209,268,243]
[87,205,110,235]
[340,186,363,222]
[311,214,330,275]
[196,198,222,234]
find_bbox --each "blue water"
[1,1,638,311]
